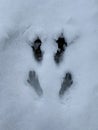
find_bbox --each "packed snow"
[0,0,98,130]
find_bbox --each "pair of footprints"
[31,33,67,63]
[27,70,73,97]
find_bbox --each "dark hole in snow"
[59,72,73,97]
[54,33,67,64]
[31,37,43,62]
[27,70,43,96]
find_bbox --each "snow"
[0,0,98,130]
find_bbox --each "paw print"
[31,37,43,62]
[59,72,73,97]
[27,70,43,96]
[54,33,67,64]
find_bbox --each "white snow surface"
[0,0,98,130]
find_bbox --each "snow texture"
[0,0,98,130]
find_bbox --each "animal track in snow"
[59,72,73,97]
[27,70,43,96]
[31,37,43,62]
[28,32,74,97]
[54,33,67,64]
